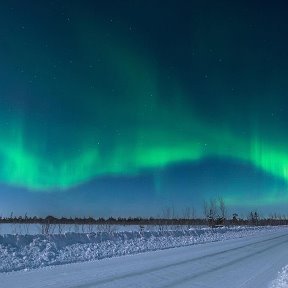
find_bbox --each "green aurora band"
[1,110,288,193]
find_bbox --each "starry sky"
[1,0,288,217]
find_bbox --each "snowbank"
[271,265,288,288]
[0,226,286,273]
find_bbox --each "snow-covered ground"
[1,227,288,288]
[270,265,288,288]
[0,223,139,235]
[0,225,287,273]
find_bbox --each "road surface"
[1,230,288,288]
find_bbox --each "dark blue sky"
[0,0,288,217]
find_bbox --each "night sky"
[1,0,288,217]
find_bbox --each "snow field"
[0,226,287,273]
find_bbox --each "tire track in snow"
[71,233,288,288]
[160,235,288,287]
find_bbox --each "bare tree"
[203,199,217,225]
[162,207,172,219]
[209,198,218,220]
[182,207,192,219]
[203,200,209,219]
[182,206,196,230]
[218,196,227,219]
[161,206,170,230]
[203,196,227,227]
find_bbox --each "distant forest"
[1,212,288,227]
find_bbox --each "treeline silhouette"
[1,213,288,226]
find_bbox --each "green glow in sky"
[0,92,287,192]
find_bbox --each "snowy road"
[2,230,288,288]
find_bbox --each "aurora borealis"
[1,0,288,216]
